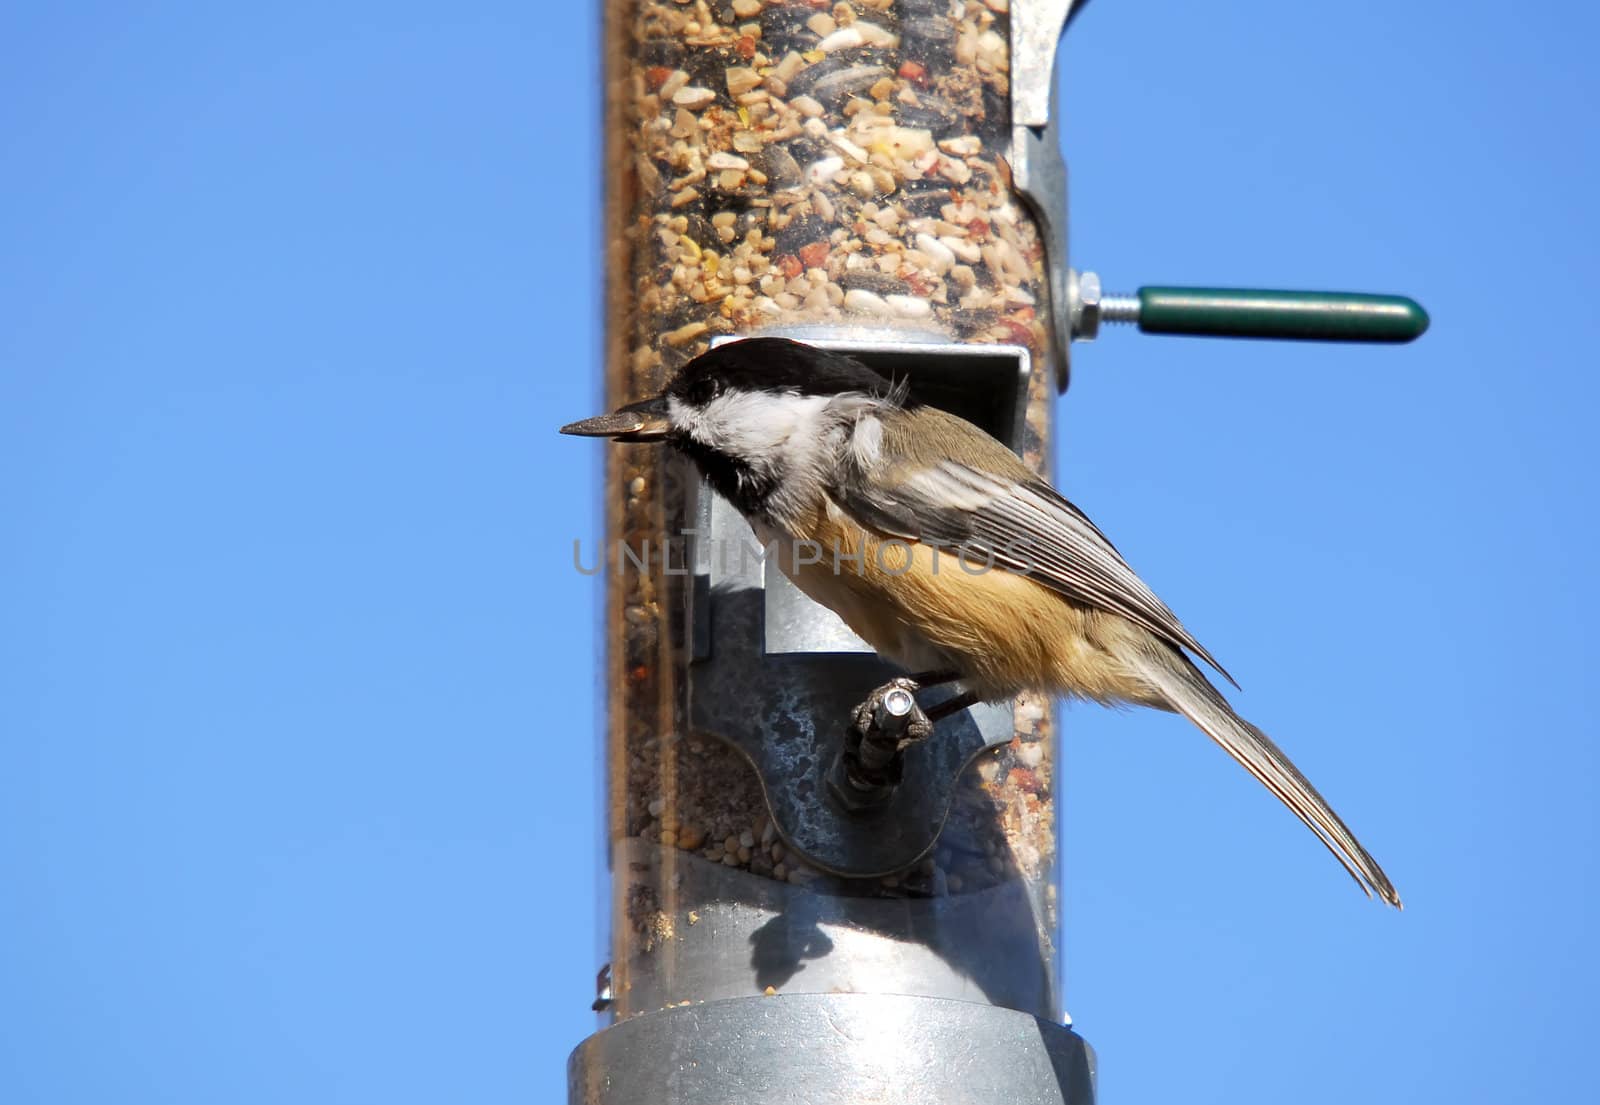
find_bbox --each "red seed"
[735,35,757,60]
[997,319,1035,346]
[899,269,935,297]
[646,66,672,91]
[777,254,804,278]
[797,241,830,269]
[897,60,927,84]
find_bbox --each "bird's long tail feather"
[1121,640,1401,907]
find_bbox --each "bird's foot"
[849,677,935,754]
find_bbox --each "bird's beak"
[560,395,672,443]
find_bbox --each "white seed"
[672,86,717,110]
[817,26,863,53]
[887,294,932,319]
[884,126,935,160]
[937,155,972,185]
[916,232,955,274]
[706,151,749,171]
[940,235,982,263]
[843,288,889,314]
[805,156,845,185]
[955,28,978,66]
[855,22,898,48]
[977,30,1007,68]
[996,237,1031,279]
[938,135,982,157]
[789,94,825,118]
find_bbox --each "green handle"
[1136,287,1429,343]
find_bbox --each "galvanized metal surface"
[569,992,1096,1105]
[1012,116,1075,392]
[1010,1,1093,129]
[610,841,1057,1018]
[1010,1,1092,389]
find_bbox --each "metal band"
[569,993,1096,1105]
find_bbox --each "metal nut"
[1071,269,1102,341]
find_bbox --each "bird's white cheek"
[706,392,830,461]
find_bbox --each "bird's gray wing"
[831,457,1237,687]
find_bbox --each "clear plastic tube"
[600,0,1062,1024]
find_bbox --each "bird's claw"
[850,677,934,751]
[830,678,934,812]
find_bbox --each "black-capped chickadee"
[562,337,1399,906]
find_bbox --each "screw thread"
[1100,294,1141,325]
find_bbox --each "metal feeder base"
[568,993,1096,1105]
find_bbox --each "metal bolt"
[875,686,915,727]
[1071,270,1139,339]
[1100,292,1141,325]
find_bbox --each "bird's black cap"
[666,337,903,406]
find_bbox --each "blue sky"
[2,2,1595,1102]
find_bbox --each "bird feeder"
[569,2,1424,1102]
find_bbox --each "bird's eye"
[690,377,720,405]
